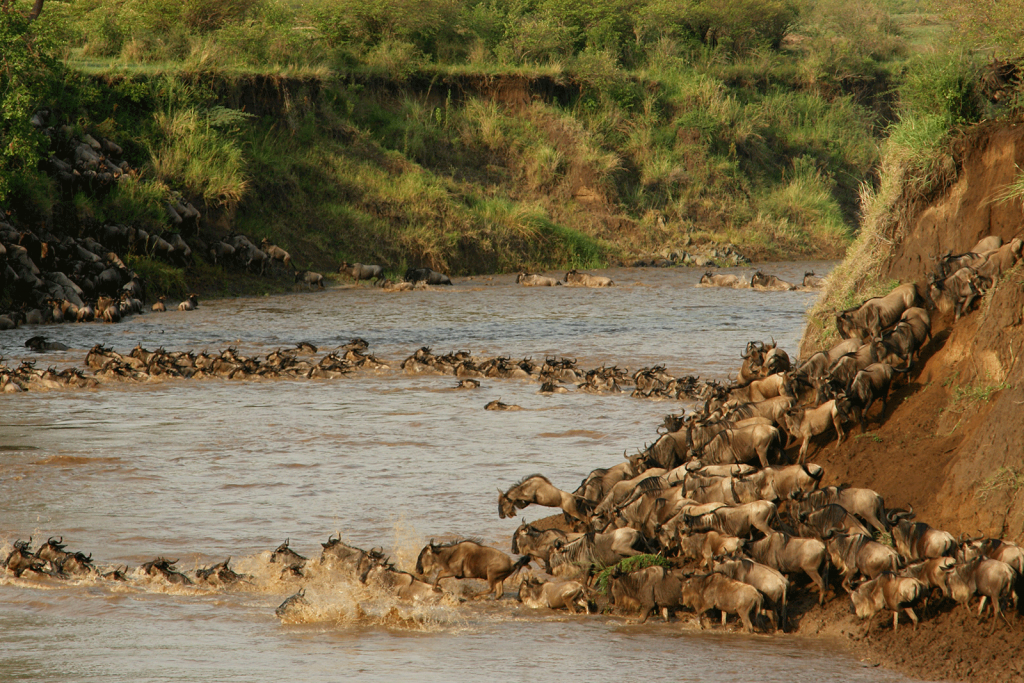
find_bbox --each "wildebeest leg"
[904,607,918,629]
[431,570,454,590]
[798,438,810,465]
[721,610,727,626]
[892,610,899,632]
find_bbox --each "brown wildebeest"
[680,572,764,632]
[850,572,926,633]
[713,558,789,631]
[177,293,199,311]
[498,474,592,523]
[750,270,796,291]
[609,565,682,622]
[361,559,443,603]
[516,272,561,286]
[825,531,902,592]
[699,271,743,288]
[782,399,848,464]
[836,282,920,341]
[518,575,590,613]
[564,269,613,287]
[887,511,956,560]
[340,262,384,284]
[260,238,292,269]
[296,271,325,290]
[415,539,530,599]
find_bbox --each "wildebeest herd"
[4,234,1023,642]
[699,269,824,291]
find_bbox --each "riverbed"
[0,264,918,682]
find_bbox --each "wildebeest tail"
[509,554,532,582]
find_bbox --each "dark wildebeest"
[825,531,902,592]
[141,557,193,585]
[836,282,920,341]
[845,363,908,432]
[498,474,592,524]
[564,269,613,287]
[750,270,796,291]
[608,565,682,622]
[405,267,452,285]
[680,572,764,632]
[887,511,956,560]
[516,272,561,286]
[270,538,307,576]
[340,262,384,284]
[5,539,48,577]
[972,237,1023,282]
[880,307,931,363]
[275,588,309,619]
[714,558,789,630]
[518,575,590,613]
[319,535,385,576]
[416,540,530,599]
[928,267,986,320]
[850,572,927,633]
[195,558,248,585]
[746,531,830,604]
[796,503,873,540]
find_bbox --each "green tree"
[0,0,63,201]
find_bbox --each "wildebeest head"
[270,539,307,565]
[415,541,439,577]
[497,489,516,519]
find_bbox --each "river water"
[0,264,916,682]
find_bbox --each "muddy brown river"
[0,264,919,682]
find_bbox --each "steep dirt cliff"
[801,122,1024,545]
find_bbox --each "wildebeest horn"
[821,528,835,539]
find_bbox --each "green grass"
[593,553,670,595]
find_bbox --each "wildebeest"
[972,237,1023,282]
[684,500,779,538]
[296,270,325,290]
[900,557,956,598]
[5,539,48,577]
[361,559,443,603]
[548,529,647,578]
[511,521,577,572]
[947,557,1018,624]
[750,270,796,291]
[415,539,530,599]
[141,557,193,585]
[260,238,292,269]
[152,296,166,312]
[275,588,309,618]
[836,283,920,341]
[516,272,561,286]
[746,532,830,604]
[177,293,199,311]
[195,558,247,585]
[888,512,956,560]
[782,399,848,464]
[696,423,782,468]
[498,474,592,523]
[714,558,789,630]
[790,485,888,532]
[679,572,764,632]
[845,363,907,432]
[928,267,986,320]
[564,269,613,287]
[319,535,385,576]
[850,572,927,632]
[518,575,590,613]
[825,531,902,592]
[796,503,873,540]
[340,262,384,284]
[405,267,452,285]
[803,272,825,288]
[270,538,307,576]
[699,271,743,288]
[609,565,682,622]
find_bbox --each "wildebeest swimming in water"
[195,558,249,585]
[455,379,480,389]
[141,557,193,585]
[270,538,307,577]
[404,267,452,285]
[415,539,530,599]
[275,588,309,619]
[485,399,521,411]
[24,335,70,351]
